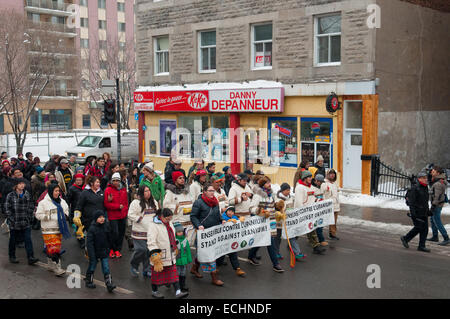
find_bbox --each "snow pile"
[136,80,283,92]
[339,215,450,235]
[339,192,450,216]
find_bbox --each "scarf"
[163,220,177,252]
[51,198,71,240]
[263,187,272,198]
[419,181,428,187]
[298,179,311,187]
[201,194,219,207]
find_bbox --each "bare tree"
[81,33,136,129]
[0,10,78,154]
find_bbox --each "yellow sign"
[315,136,330,143]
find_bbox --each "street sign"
[102,80,115,94]
[134,113,139,121]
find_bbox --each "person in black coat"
[1,169,32,212]
[85,210,116,292]
[401,172,432,252]
[164,158,185,185]
[190,184,224,286]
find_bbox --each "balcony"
[27,21,77,37]
[25,0,73,17]
[35,88,79,99]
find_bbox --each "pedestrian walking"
[313,174,328,247]
[401,172,432,252]
[427,166,449,246]
[148,208,189,299]
[322,169,340,240]
[104,172,129,258]
[67,173,86,248]
[85,210,116,292]
[228,173,253,219]
[35,183,71,276]
[174,222,192,292]
[128,185,159,278]
[140,162,165,208]
[190,169,207,202]
[5,178,39,265]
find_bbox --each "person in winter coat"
[293,160,310,188]
[30,166,47,230]
[35,183,71,276]
[275,183,305,260]
[1,169,33,213]
[128,184,159,278]
[87,157,107,183]
[190,184,225,286]
[100,162,120,191]
[211,175,228,213]
[44,155,59,173]
[85,210,116,293]
[140,163,165,207]
[427,167,449,245]
[163,171,194,244]
[67,174,86,248]
[401,172,432,252]
[55,159,74,197]
[189,169,207,202]
[164,158,185,185]
[223,166,235,196]
[147,208,188,299]
[294,170,326,255]
[321,169,340,240]
[23,152,35,181]
[312,174,328,246]
[74,176,105,249]
[247,176,284,273]
[5,178,39,265]
[174,222,192,292]
[227,173,254,218]
[187,159,204,184]
[104,172,129,258]
[314,155,326,178]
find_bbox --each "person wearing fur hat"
[5,178,39,265]
[228,173,254,219]
[104,172,129,258]
[275,183,305,260]
[85,210,116,292]
[247,176,284,272]
[163,171,194,244]
[294,170,326,255]
[322,169,340,240]
[174,222,192,292]
[128,184,159,278]
[190,169,207,202]
[140,162,165,208]
[35,183,71,276]
[148,208,188,299]
[67,173,86,248]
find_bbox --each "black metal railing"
[365,155,414,198]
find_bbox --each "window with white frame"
[98,0,106,9]
[117,2,125,12]
[315,14,341,65]
[251,23,272,69]
[154,36,169,75]
[199,30,216,72]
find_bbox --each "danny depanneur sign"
[134,87,284,112]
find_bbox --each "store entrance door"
[343,101,363,190]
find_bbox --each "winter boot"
[46,257,56,272]
[28,256,39,265]
[175,290,189,299]
[438,236,450,246]
[427,235,439,242]
[417,246,431,253]
[85,273,96,289]
[235,268,246,277]
[104,274,116,293]
[190,261,203,278]
[179,276,189,292]
[54,260,66,277]
[313,246,325,255]
[210,270,224,286]
[9,257,19,264]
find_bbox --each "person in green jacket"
[175,222,192,292]
[140,163,165,208]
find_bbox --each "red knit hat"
[172,171,184,182]
[74,173,85,180]
[196,169,207,176]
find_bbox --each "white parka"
[163,184,193,225]
[35,194,70,234]
[128,199,159,240]
[227,182,253,214]
[321,179,340,212]
[147,216,177,267]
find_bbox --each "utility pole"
[116,78,121,163]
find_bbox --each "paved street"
[1,205,450,299]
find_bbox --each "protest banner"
[197,216,271,263]
[282,199,334,239]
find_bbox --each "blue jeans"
[9,228,34,259]
[273,229,302,256]
[316,227,325,242]
[248,237,279,267]
[87,258,110,276]
[430,206,448,239]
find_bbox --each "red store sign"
[134,87,284,112]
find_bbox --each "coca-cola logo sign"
[187,92,208,109]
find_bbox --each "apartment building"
[134,0,450,192]
[0,0,137,134]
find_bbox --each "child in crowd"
[175,223,192,293]
[221,206,245,223]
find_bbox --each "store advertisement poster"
[316,143,331,169]
[159,120,177,156]
[301,142,315,166]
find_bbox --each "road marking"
[35,261,134,295]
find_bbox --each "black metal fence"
[368,155,414,198]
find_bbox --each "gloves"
[76,225,84,239]
[150,253,164,272]
[73,210,82,227]
[264,210,271,219]
[275,211,286,222]
[239,216,246,223]
[230,218,237,224]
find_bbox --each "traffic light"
[104,99,116,123]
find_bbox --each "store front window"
[268,117,298,167]
[300,118,333,169]
[210,116,229,162]
[176,116,209,159]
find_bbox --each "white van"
[65,130,139,164]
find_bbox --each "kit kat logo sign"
[187,92,208,109]
[133,92,153,103]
